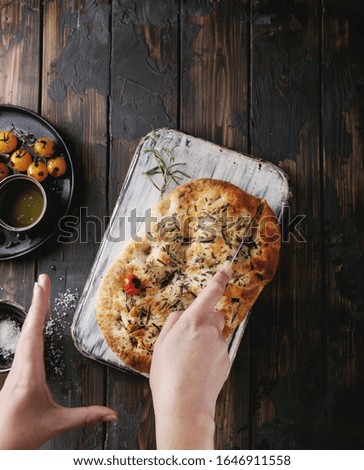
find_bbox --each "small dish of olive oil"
[0,174,47,231]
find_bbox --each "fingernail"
[103,413,118,422]
[221,266,232,279]
[38,273,47,283]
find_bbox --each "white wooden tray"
[71,129,290,378]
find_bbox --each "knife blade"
[228,201,265,269]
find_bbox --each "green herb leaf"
[144,132,191,197]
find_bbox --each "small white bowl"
[0,300,27,372]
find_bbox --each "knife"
[228,201,265,269]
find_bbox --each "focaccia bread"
[96,178,281,373]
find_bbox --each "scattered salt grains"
[0,318,21,362]
[44,288,79,377]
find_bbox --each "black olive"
[131,277,141,288]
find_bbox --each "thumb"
[53,405,117,433]
[183,268,232,320]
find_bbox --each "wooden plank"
[181,0,249,152]
[108,0,178,208]
[0,1,40,388]
[249,0,325,448]
[39,0,110,449]
[106,0,179,449]
[180,0,250,449]
[323,0,364,449]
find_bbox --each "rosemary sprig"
[10,124,36,147]
[143,130,190,197]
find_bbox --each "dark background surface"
[0,0,363,449]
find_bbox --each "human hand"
[0,274,117,450]
[150,268,232,450]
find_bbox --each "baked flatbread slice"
[96,178,280,373]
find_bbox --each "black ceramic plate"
[0,105,74,260]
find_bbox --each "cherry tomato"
[27,161,49,182]
[124,275,142,295]
[10,150,32,172]
[47,156,67,177]
[0,162,10,181]
[0,130,18,153]
[34,137,55,158]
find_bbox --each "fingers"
[209,309,225,332]
[156,270,231,337]
[156,310,184,343]
[22,275,51,337]
[53,406,117,434]
[11,274,51,374]
[38,274,51,320]
[183,268,232,322]
[38,273,51,300]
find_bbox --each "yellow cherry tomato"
[0,130,18,153]
[27,161,49,182]
[47,156,67,177]
[0,162,10,181]
[33,137,55,158]
[10,149,33,172]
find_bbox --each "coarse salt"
[0,318,21,360]
[45,288,79,377]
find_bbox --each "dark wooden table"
[0,0,363,450]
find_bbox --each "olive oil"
[7,183,44,227]
[0,177,46,230]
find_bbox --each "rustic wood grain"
[181,0,249,152]
[249,0,325,449]
[1,0,363,451]
[323,0,364,449]
[108,0,178,207]
[0,0,40,388]
[39,0,110,449]
[106,0,179,449]
[180,0,251,449]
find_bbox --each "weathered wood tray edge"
[71,129,154,379]
[71,128,291,379]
